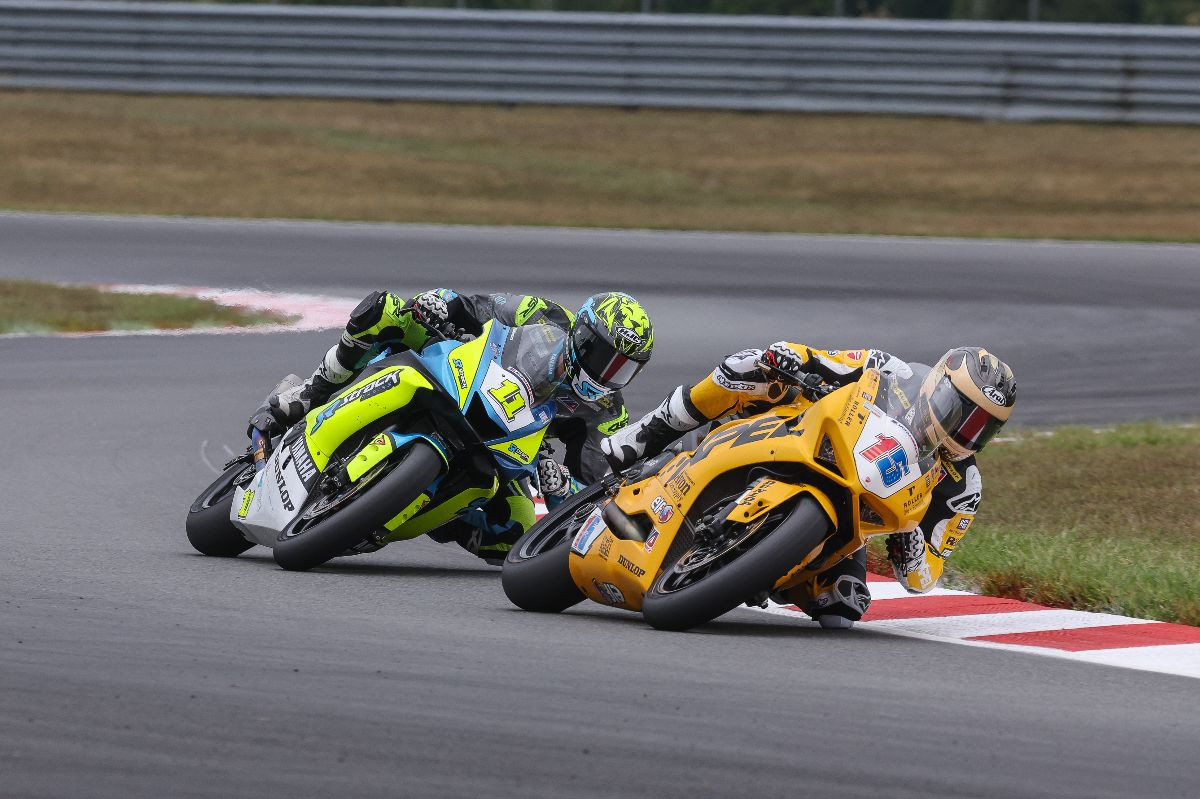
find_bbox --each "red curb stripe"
[863,594,1047,621]
[866,572,890,582]
[966,623,1200,652]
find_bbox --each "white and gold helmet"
[915,347,1017,461]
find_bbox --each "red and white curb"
[752,573,1200,680]
[1,284,356,337]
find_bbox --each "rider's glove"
[403,291,450,331]
[886,529,927,576]
[759,342,809,384]
[537,454,572,499]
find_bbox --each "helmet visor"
[926,375,1004,456]
[570,323,646,391]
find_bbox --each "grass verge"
[868,422,1200,626]
[3,89,1200,240]
[0,280,293,334]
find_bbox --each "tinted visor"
[570,323,645,391]
[925,376,1004,455]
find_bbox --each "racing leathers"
[254,289,630,562]
[601,343,983,625]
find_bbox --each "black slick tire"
[186,461,255,557]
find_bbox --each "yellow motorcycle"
[502,367,947,631]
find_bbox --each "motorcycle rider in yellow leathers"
[600,343,1017,628]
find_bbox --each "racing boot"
[771,548,872,630]
[268,345,355,430]
[802,574,872,629]
[601,386,704,472]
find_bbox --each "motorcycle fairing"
[230,438,311,547]
[419,320,556,482]
[301,365,437,473]
[566,368,941,612]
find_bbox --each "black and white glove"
[758,342,809,384]
[886,530,926,576]
[537,454,572,499]
[403,291,450,331]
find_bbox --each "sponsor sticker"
[650,496,673,524]
[238,489,255,519]
[570,507,607,557]
[592,579,626,606]
[289,438,318,484]
[957,517,972,531]
[644,529,659,553]
[736,479,776,506]
[982,385,1007,406]
[859,433,911,488]
[617,554,647,578]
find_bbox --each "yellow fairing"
[568,367,940,610]
[381,477,499,540]
[302,366,434,472]
[345,434,395,483]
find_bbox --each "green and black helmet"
[566,292,654,401]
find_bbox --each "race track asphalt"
[2,214,1199,798]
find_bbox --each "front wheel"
[641,497,831,632]
[501,481,609,613]
[272,441,443,572]
[186,460,255,557]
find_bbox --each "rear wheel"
[501,481,609,613]
[272,441,443,572]
[186,461,255,557]
[641,497,831,632]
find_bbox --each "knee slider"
[348,290,388,334]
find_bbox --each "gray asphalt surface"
[2,214,1199,798]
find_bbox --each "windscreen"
[501,324,568,403]
[878,365,945,464]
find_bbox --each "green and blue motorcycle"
[186,320,563,571]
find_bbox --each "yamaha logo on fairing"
[982,385,1007,406]
[289,438,318,483]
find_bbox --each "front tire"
[272,441,443,572]
[501,481,608,613]
[186,461,255,557]
[641,497,831,632]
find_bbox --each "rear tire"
[186,461,255,557]
[272,441,443,572]
[501,481,608,613]
[641,497,831,632]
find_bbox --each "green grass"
[3,89,1200,240]
[869,423,1200,625]
[0,280,294,334]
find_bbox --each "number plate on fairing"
[853,407,920,499]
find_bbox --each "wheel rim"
[279,460,392,542]
[656,507,789,594]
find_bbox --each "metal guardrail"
[2,1,1199,124]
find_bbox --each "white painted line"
[865,609,1157,638]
